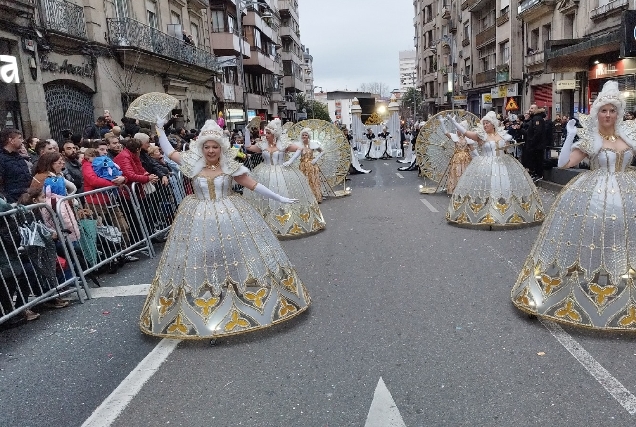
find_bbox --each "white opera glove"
[438,116,449,134]
[244,130,251,147]
[156,117,175,159]
[470,148,480,158]
[311,152,325,165]
[558,119,577,168]
[282,149,301,167]
[449,115,467,136]
[253,183,297,204]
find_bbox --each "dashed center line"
[419,198,439,212]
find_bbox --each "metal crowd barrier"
[130,177,185,241]
[0,174,193,326]
[0,203,86,325]
[56,184,157,284]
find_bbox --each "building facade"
[1,0,220,141]
[209,0,283,128]
[413,0,636,120]
[399,50,417,92]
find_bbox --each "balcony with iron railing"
[40,0,87,39]
[106,18,219,73]
[590,0,628,20]
[517,0,556,21]
[475,25,496,48]
[475,69,496,85]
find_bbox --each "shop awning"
[545,30,621,73]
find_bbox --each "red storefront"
[588,59,636,115]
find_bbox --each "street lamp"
[430,34,455,112]
[311,85,322,119]
[235,0,273,129]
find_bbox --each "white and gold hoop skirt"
[140,174,310,339]
[243,150,325,238]
[511,147,636,330]
[447,140,544,228]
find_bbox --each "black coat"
[0,148,32,203]
[527,110,547,150]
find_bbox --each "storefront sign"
[453,95,467,105]
[490,84,517,99]
[556,80,576,90]
[482,93,492,106]
[40,55,94,78]
[0,55,19,83]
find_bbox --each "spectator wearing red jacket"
[113,138,159,240]
[82,148,133,250]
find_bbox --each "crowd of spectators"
[0,109,200,327]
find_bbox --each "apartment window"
[146,0,158,29]
[464,58,471,81]
[463,23,470,41]
[564,13,574,38]
[228,15,236,34]
[211,10,224,32]
[542,24,551,50]
[170,11,181,25]
[500,40,509,64]
[500,0,509,13]
[478,7,495,31]
[253,28,262,49]
[479,43,496,71]
[530,28,540,51]
[190,23,199,46]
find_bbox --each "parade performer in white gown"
[140,118,310,339]
[446,111,544,227]
[511,81,636,330]
[244,119,326,238]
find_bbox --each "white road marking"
[395,173,404,179]
[383,162,389,165]
[540,319,636,415]
[89,284,150,298]
[365,377,406,427]
[484,243,636,415]
[81,339,181,427]
[419,198,439,212]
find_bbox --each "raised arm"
[156,117,182,165]
[449,115,482,144]
[438,116,452,140]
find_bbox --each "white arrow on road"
[365,377,407,427]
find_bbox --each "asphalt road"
[1,156,635,427]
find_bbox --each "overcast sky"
[297,0,415,93]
